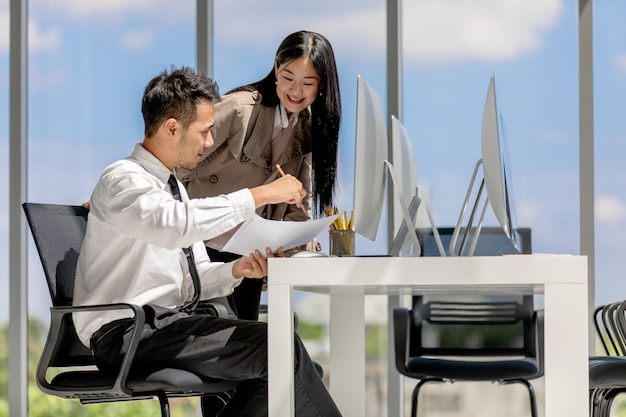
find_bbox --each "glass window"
[26,0,195,313]
[400,2,578,415]
[1,0,9,319]
[26,1,196,414]
[2,0,604,415]
[0,0,9,411]
[214,1,389,415]
[594,3,626,308]
[402,1,579,256]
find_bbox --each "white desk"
[267,255,588,417]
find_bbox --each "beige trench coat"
[178,90,319,251]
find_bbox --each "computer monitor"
[481,74,517,243]
[352,76,422,256]
[450,74,520,256]
[352,75,388,241]
[388,116,445,257]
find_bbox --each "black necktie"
[168,174,201,313]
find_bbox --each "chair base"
[590,388,625,417]
[200,391,234,417]
[410,378,538,417]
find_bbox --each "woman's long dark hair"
[229,30,341,217]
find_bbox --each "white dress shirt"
[73,143,255,347]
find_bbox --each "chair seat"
[52,368,239,394]
[589,356,626,389]
[406,356,540,381]
[128,368,239,393]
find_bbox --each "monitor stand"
[384,160,445,257]
[450,158,522,256]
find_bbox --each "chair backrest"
[417,226,531,257]
[23,203,88,306]
[23,203,93,366]
[409,227,535,357]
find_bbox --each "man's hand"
[232,247,284,279]
[249,174,306,209]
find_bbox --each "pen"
[276,164,308,216]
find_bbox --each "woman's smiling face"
[274,57,321,115]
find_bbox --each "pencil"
[276,164,286,177]
[276,164,308,217]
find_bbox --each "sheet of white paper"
[222,214,339,256]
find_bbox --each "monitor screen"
[389,115,419,254]
[390,115,418,215]
[450,74,520,256]
[389,115,445,257]
[481,73,517,245]
[353,75,387,241]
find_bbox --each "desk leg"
[543,283,589,417]
[329,292,366,417]
[268,285,294,417]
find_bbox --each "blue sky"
[1,0,625,320]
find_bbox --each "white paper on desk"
[222,214,339,256]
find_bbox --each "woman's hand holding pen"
[275,164,309,216]
[249,174,306,209]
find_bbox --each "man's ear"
[163,118,178,138]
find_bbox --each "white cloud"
[24,0,193,52]
[596,195,626,223]
[0,14,60,53]
[211,0,563,66]
[614,52,626,73]
[402,0,563,64]
[0,12,60,53]
[119,30,156,51]
[29,20,60,52]
[45,0,189,20]
[0,12,7,52]
[2,0,564,63]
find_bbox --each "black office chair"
[588,300,626,417]
[393,227,543,417]
[23,202,239,417]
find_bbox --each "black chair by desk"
[393,227,543,417]
[588,300,626,417]
[23,202,239,417]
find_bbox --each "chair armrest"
[613,300,626,355]
[195,300,230,318]
[533,309,544,377]
[39,303,145,398]
[594,304,610,355]
[392,307,412,377]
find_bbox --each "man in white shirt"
[73,67,342,417]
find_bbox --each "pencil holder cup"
[329,230,355,257]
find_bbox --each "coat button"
[210,175,218,183]
[242,154,250,162]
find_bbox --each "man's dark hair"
[142,66,220,138]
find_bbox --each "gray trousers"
[91,304,342,417]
